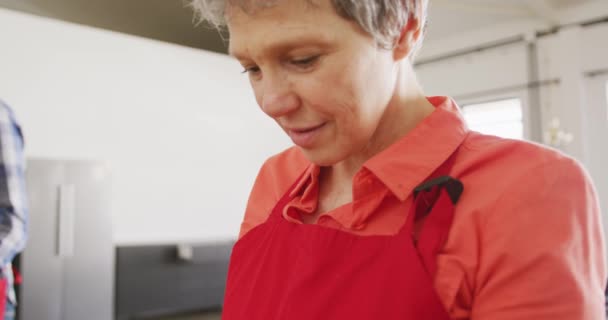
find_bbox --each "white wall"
[416,41,530,98]
[0,8,291,245]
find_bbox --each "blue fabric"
[3,299,14,320]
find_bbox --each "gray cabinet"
[20,159,113,320]
[115,243,232,319]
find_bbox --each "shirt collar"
[364,96,468,201]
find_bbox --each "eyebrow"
[229,34,332,60]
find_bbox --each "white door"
[21,160,66,320]
[62,160,113,320]
[21,159,113,320]
[584,74,608,235]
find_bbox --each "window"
[462,98,524,140]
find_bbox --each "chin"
[298,146,344,167]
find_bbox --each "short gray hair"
[189,0,428,57]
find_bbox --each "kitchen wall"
[0,8,291,245]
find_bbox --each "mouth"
[286,122,326,148]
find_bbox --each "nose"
[260,74,300,118]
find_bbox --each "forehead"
[226,0,319,15]
[226,0,343,58]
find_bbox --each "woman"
[190,0,606,319]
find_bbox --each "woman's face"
[228,0,400,166]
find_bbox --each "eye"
[241,65,261,75]
[291,55,319,67]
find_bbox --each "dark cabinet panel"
[115,242,233,319]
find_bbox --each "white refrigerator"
[19,158,114,320]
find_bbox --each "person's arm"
[472,157,606,319]
[0,101,28,267]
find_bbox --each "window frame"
[458,90,532,141]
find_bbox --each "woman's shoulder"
[460,131,582,175]
[240,146,310,238]
[455,131,593,218]
[455,131,593,220]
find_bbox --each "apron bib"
[222,154,462,320]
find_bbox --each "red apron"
[222,155,462,320]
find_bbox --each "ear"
[393,16,422,61]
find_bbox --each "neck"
[326,62,436,186]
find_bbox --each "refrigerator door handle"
[57,184,76,258]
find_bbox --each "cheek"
[332,61,394,142]
[294,74,339,116]
[335,62,375,113]
[331,72,379,130]
[315,63,364,116]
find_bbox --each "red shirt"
[241,96,606,319]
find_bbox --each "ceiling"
[427,0,600,39]
[0,0,603,55]
[0,0,227,52]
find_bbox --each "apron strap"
[410,151,464,277]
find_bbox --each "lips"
[286,123,326,148]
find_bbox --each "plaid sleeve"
[0,100,28,267]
